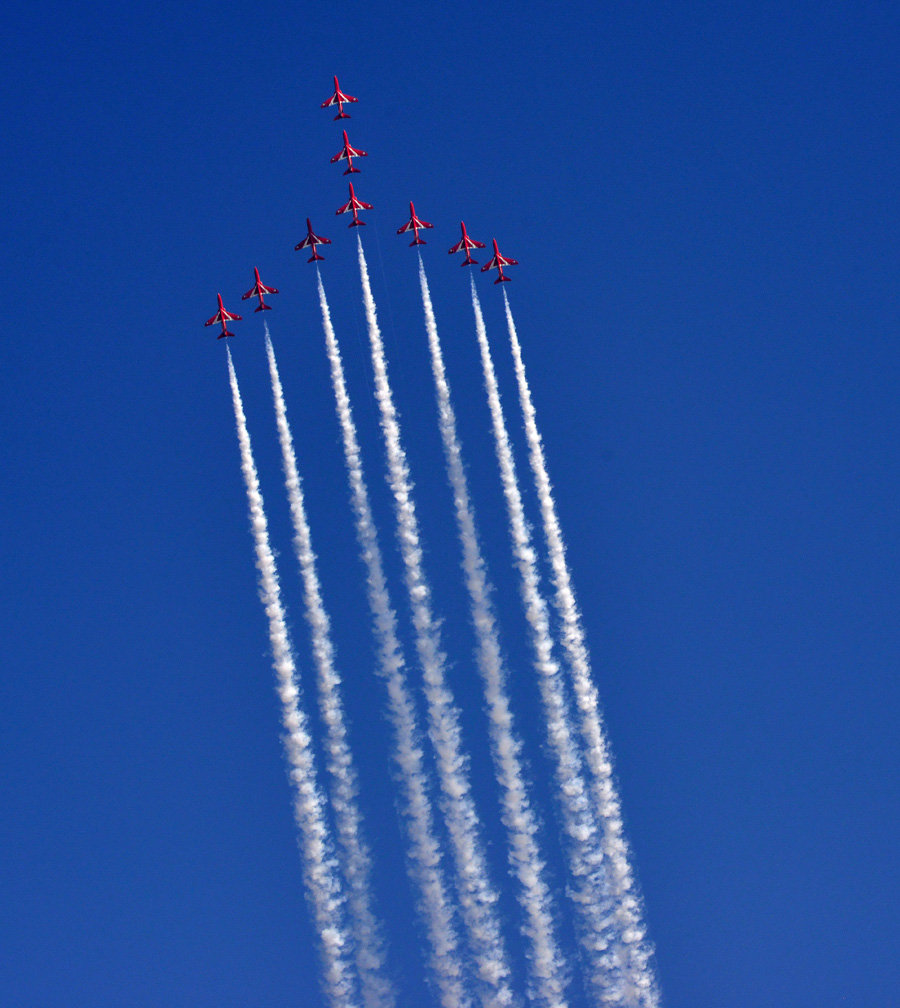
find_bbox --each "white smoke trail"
[501,292,658,1008]
[468,276,619,1002]
[418,258,568,1008]
[356,236,516,1008]
[316,273,472,1008]
[265,329,395,1008]
[225,347,360,1008]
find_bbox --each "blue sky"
[1,2,898,1005]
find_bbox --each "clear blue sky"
[1,2,898,1005]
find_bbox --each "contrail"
[501,292,658,1008]
[356,235,516,1008]
[316,272,472,1008]
[264,328,395,1008]
[225,347,360,1008]
[468,276,619,1002]
[418,257,568,1008]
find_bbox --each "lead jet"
[448,221,486,266]
[397,202,434,246]
[481,239,519,284]
[321,76,358,120]
[331,130,367,175]
[294,218,332,262]
[205,293,241,338]
[241,268,279,312]
[336,182,372,227]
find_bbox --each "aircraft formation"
[203,75,518,338]
[212,74,660,1008]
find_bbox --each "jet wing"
[322,91,358,108]
[206,309,241,326]
[482,247,518,272]
[332,145,366,162]
[241,285,277,300]
[399,216,432,233]
[449,236,485,254]
[338,198,373,214]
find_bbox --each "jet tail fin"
[254,304,272,312]
[308,252,325,262]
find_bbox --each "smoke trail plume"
[225,347,360,1008]
[316,273,472,1008]
[501,293,658,1007]
[265,328,395,1008]
[356,236,516,1008]
[418,258,568,1008]
[468,276,619,1001]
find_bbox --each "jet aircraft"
[336,182,372,227]
[448,221,486,265]
[331,130,367,175]
[205,294,241,339]
[481,239,519,283]
[241,268,279,312]
[397,202,434,245]
[321,76,358,120]
[295,218,332,262]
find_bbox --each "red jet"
[481,239,519,284]
[321,76,358,120]
[205,293,241,339]
[448,221,486,266]
[397,202,434,246]
[294,218,332,262]
[331,130,367,175]
[336,182,372,227]
[241,268,279,312]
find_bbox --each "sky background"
[1,2,898,1005]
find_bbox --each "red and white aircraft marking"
[448,221,486,266]
[205,294,241,339]
[397,202,434,246]
[331,130,367,175]
[241,268,278,312]
[481,239,519,283]
[336,182,372,227]
[321,76,358,120]
[295,218,332,262]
